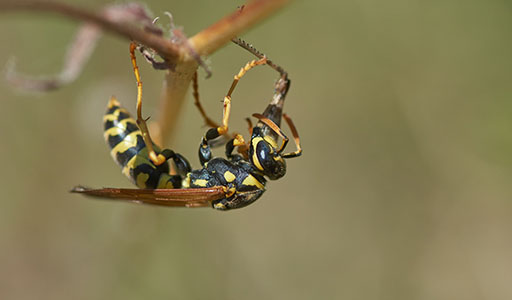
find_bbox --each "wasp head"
[248,126,287,180]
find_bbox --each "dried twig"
[6,3,157,91]
[0,0,292,145]
[156,0,291,144]
[190,0,290,56]
[0,1,183,63]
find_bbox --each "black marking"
[104,110,131,129]
[106,122,140,149]
[109,110,131,123]
[132,163,161,188]
[104,119,115,131]
[114,134,146,167]
[206,128,220,140]
[106,105,118,115]
[164,174,183,189]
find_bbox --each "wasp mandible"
[72,39,302,210]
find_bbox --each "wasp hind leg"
[129,42,167,166]
[161,149,192,177]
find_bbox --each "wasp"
[72,39,302,210]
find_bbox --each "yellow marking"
[157,174,175,189]
[224,171,236,182]
[214,202,226,210]
[263,136,278,149]
[121,162,133,178]
[103,114,117,122]
[273,156,284,163]
[121,148,155,173]
[165,181,174,189]
[193,179,208,187]
[242,175,265,190]
[182,175,191,188]
[135,173,150,188]
[233,134,245,147]
[120,154,136,174]
[103,107,130,122]
[110,131,141,157]
[227,187,236,197]
[122,119,138,126]
[107,96,120,108]
[104,127,125,140]
[104,119,139,140]
[122,156,154,178]
[116,119,138,130]
[251,137,265,171]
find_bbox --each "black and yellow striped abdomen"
[103,97,181,189]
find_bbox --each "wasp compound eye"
[253,140,286,180]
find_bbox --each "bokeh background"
[1,0,512,299]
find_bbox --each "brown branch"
[155,0,292,145]
[0,0,293,146]
[0,0,183,62]
[6,23,101,91]
[189,0,291,56]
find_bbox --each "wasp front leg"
[225,134,247,159]
[198,58,267,165]
[198,135,213,166]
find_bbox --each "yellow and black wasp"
[72,39,302,210]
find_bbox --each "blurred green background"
[1,0,512,299]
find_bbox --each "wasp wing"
[71,186,226,208]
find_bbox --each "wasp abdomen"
[103,97,181,189]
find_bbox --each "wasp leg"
[192,72,239,150]
[192,71,220,128]
[198,136,212,166]
[161,149,192,177]
[206,57,268,141]
[245,117,254,136]
[225,134,246,159]
[234,118,253,158]
[199,58,267,166]
[129,42,166,166]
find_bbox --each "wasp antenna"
[281,113,302,158]
[252,113,289,153]
[231,38,287,78]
